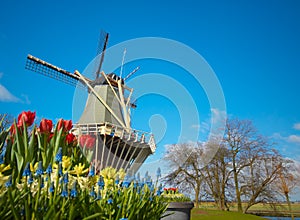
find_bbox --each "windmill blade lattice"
[25,54,85,89]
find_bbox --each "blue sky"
[1,0,300,195]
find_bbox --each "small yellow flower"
[117,168,126,181]
[62,156,71,171]
[0,164,11,173]
[101,167,116,180]
[69,163,88,177]
[31,162,37,172]
[0,164,11,186]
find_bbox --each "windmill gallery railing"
[72,122,156,173]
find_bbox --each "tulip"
[17,111,35,127]
[10,124,17,135]
[39,119,53,133]
[64,120,72,131]
[79,134,96,149]
[66,133,76,145]
[57,119,73,132]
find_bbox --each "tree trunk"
[195,188,199,208]
[285,192,294,220]
[233,156,243,212]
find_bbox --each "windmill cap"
[90,73,124,87]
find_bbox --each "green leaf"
[14,150,24,177]
[82,212,102,220]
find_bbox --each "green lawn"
[190,202,300,219]
[198,201,300,212]
[191,209,265,220]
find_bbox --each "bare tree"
[223,119,259,212]
[242,148,282,212]
[275,159,299,220]
[164,143,204,207]
[163,117,291,213]
[223,118,282,213]
[201,140,232,210]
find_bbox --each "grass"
[191,202,300,219]
[248,202,300,212]
[198,201,300,212]
[191,208,265,220]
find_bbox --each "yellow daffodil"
[0,164,11,186]
[101,167,116,180]
[69,163,88,177]
[0,164,10,173]
[31,162,37,172]
[117,168,126,181]
[62,156,71,171]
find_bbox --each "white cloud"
[271,132,287,141]
[211,108,227,125]
[21,94,31,104]
[293,123,300,130]
[0,84,20,102]
[287,135,300,145]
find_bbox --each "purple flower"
[55,147,62,163]
[58,162,63,176]
[28,173,34,184]
[63,172,69,183]
[35,161,44,176]
[96,187,101,200]
[70,181,77,198]
[88,165,95,177]
[46,164,52,174]
[107,198,113,204]
[40,177,44,188]
[0,154,4,164]
[22,162,31,177]
[90,186,96,198]
[49,182,55,193]
[97,176,105,189]
[61,184,68,198]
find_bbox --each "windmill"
[25,32,156,173]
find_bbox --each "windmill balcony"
[72,122,156,173]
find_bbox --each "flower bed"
[0,111,168,219]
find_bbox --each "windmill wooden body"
[25,33,156,173]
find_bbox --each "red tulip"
[17,111,36,127]
[79,134,96,149]
[10,124,17,135]
[66,133,76,144]
[48,133,54,142]
[64,120,72,131]
[39,119,53,133]
[57,119,73,132]
[57,119,64,131]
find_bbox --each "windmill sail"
[95,31,109,79]
[25,54,86,88]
